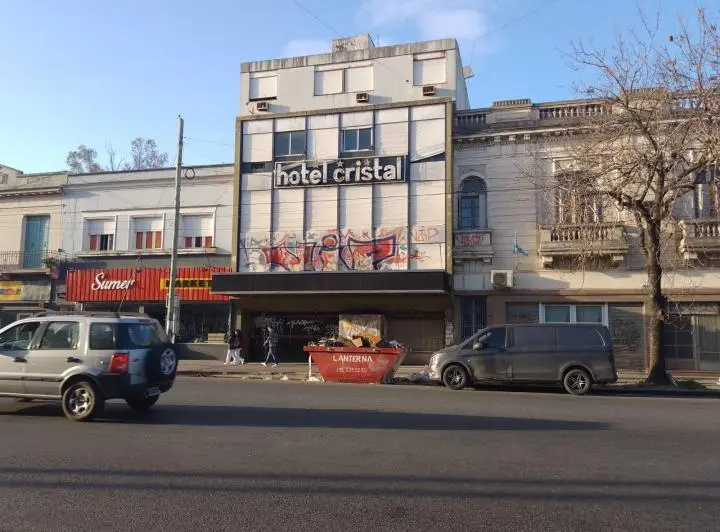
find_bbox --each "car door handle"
[13,357,26,363]
[66,357,82,363]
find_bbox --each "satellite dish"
[462,65,474,79]
[184,168,196,180]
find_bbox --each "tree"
[66,145,103,174]
[554,9,720,385]
[129,137,169,170]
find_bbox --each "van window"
[513,326,556,348]
[483,327,506,349]
[557,326,605,347]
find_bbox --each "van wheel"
[62,381,104,421]
[126,394,160,412]
[563,368,592,396]
[443,364,469,390]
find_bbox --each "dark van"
[427,323,618,395]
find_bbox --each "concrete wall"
[61,165,234,259]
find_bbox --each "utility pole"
[165,115,184,337]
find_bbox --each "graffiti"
[240,226,446,271]
[454,231,491,248]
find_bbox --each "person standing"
[223,330,236,366]
[233,328,245,365]
[262,324,279,367]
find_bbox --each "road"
[0,378,719,532]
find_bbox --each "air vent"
[356,92,369,103]
[490,270,514,289]
[422,85,436,96]
[256,101,270,112]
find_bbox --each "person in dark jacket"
[223,330,236,365]
[232,328,245,365]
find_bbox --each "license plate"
[146,387,161,397]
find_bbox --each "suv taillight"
[109,352,130,374]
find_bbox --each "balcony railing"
[538,223,628,266]
[0,249,58,272]
[453,229,493,262]
[538,103,609,120]
[679,218,720,260]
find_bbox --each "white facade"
[240,34,469,116]
[61,164,234,259]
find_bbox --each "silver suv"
[0,312,177,421]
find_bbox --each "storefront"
[65,266,231,342]
[0,280,53,328]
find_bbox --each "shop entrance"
[248,313,339,363]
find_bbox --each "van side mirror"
[472,341,483,351]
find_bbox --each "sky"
[0,0,707,174]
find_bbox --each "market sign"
[66,267,231,302]
[273,155,407,189]
[0,281,51,302]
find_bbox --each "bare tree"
[66,145,103,174]
[129,137,169,170]
[105,143,128,172]
[557,9,720,384]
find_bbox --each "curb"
[594,386,720,398]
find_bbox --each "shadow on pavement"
[0,467,718,504]
[0,402,609,431]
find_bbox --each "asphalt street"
[0,378,719,532]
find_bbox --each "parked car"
[0,312,177,421]
[428,323,618,395]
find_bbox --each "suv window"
[514,326,556,348]
[120,321,168,349]
[89,323,116,350]
[0,321,40,351]
[556,326,605,347]
[38,322,80,350]
[483,327,506,349]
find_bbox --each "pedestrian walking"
[262,324,279,367]
[233,328,245,365]
[223,330,236,366]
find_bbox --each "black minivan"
[427,323,618,395]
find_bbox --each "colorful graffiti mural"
[240,226,445,271]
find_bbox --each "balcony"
[453,230,493,262]
[679,218,720,260]
[538,223,628,267]
[0,250,59,273]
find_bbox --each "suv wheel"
[563,368,592,395]
[146,343,178,380]
[62,381,104,422]
[126,394,160,412]
[442,364,469,390]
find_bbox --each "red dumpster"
[304,346,406,384]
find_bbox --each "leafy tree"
[66,145,103,174]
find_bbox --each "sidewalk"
[177,359,720,392]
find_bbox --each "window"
[0,321,40,351]
[460,297,487,341]
[342,128,373,152]
[482,327,506,349]
[86,219,115,251]
[132,217,163,250]
[314,69,343,95]
[274,131,306,157]
[181,214,214,249]
[249,72,277,100]
[38,322,80,350]
[458,177,487,230]
[663,316,694,359]
[513,326,556,348]
[121,322,169,349]
[413,56,446,85]
[89,323,116,350]
[543,304,604,324]
[554,173,603,224]
[556,327,605,347]
[344,65,373,92]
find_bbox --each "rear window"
[89,321,168,350]
[556,326,605,347]
[513,326,556,347]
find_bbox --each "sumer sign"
[274,156,407,189]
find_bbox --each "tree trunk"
[644,221,673,386]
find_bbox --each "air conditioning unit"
[256,101,270,112]
[422,85,436,96]
[491,270,514,289]
[356,92,369,103]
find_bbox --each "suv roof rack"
[31,311,152,318]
